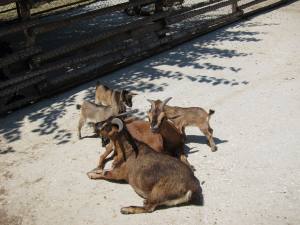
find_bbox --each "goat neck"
[113,128,139,161]
[111,91,123,113]
[163,105,180,118]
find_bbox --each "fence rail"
[0,0,290,115]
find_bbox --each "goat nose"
[151,125,159,133]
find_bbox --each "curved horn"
[147,99,155,109]
[161,97,172,109]
[117,109,138,118]
[111,118,124,132]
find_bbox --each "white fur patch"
[163,190,192,206]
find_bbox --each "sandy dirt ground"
[1,1,300,225]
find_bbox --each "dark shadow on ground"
[186,135,228,145]
[0,146,15,155]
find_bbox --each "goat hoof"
[87,172,98,179]
[190,165,196,172]
[87,172,94,179]
[211,146,218,152]
[120,207,132,214]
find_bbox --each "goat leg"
[77,116,85,139]
[98,142,114,169]
[200,126,217,152]
[180,154,195,171]
[87,163,127,181]
[120,203,157,214]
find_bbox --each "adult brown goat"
[147,97,217,152]
[96,115,192,170]
[87,117,203,214]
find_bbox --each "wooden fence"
[0,0,290,114]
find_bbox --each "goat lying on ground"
[95,82,137,109]
[147,97,217,152]
[95,112,192,170]
[87,117,203,214]
[97,115,163,170]
[77,91,124,139]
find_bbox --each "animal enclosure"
[0,0,289,114]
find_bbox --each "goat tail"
[207,109,215,122]
[191,190,204,206]
[76,104,81,110]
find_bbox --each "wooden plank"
[0,75,46,97]
[0,46,42,69]
[167,0,233,24]
[0,21,162,91]
[239,0,269,9]
[31,11,169,64]
[0,0,156,37]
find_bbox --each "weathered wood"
[31,10,169,64]
[0,21,163,92]
[30,0,156,35]
[0,0,290,114]
[0,46,42,69]
[0,0,16,6]
[0,0,156,38]
[167,0,233,24]
[0,95,40,115]
[0,75,45,97]
[232,0,238,12]
[239,0,269,9]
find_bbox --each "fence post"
[232,0,238,13]
[17,0,35,47]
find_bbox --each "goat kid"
[148,97,217,152]
[95,82,137,109]
[77,92,124,139]
[87,117,203,214]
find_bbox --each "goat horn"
[161,97,172,108]
[111,118,124,132]
[118,109,138,117]
[129,92,138,96]
[147,99,155,109]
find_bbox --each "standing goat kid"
[148,97,217,152]
[87,117,203,214]
[77,92,124,139]
[95,82,137,109]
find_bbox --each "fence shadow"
[0,19,276,147]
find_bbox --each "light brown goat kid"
[147,97,217,152]
[95,82,137,109]
[87,117,203,214]
[76,91,124,139]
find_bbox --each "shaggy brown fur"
[87,118,203,214]
[96,117,191,170]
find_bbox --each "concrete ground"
[1,1,300,225]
